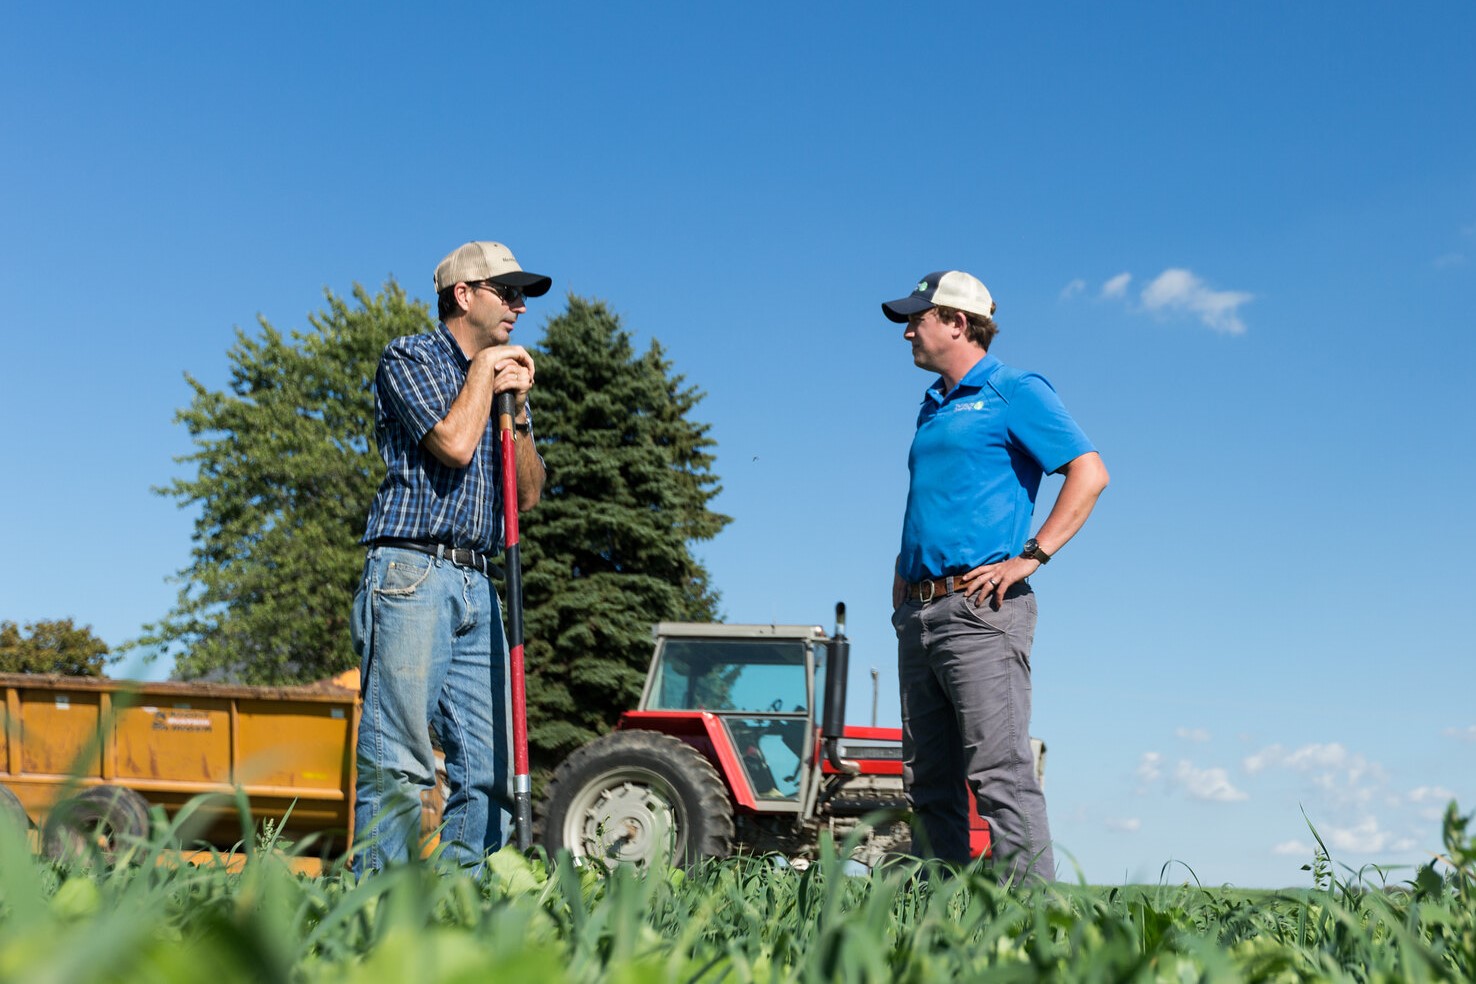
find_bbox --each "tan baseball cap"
[882,270,994,323]
[433,241,552,296]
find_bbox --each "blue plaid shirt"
[361,323,516,554]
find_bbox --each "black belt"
[372,539,502,577]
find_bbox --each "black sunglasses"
[473,281,526,306]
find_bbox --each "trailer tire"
[537,730,734,868]
[42,785,152,864]
[0,784,30,836]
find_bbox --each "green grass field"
[2,803,1471,983]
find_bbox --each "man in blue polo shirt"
[352,241,549,873]
[883,270,1109,884]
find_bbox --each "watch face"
[1024,539,1039,555]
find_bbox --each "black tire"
[0,784,31,837]
[42,785,152,864]
[536,730,734,867]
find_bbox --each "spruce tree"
[520,296,730,765]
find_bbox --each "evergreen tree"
[136,282,429,682]
[0,619,110,676]
[520,296,730,765]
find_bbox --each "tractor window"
[649,639,809,714]
[723,717,807,801]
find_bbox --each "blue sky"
[3,2,1473,888]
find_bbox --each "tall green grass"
[1,800,1472,982]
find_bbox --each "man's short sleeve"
[1007,373,1096,475]
[376,339,459,444]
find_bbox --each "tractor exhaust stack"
[821,602,859,774]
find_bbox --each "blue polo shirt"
[897,354,1095,582]
[361,323,505,554]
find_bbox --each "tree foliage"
[0,619,109,676]
[520,297,729,764]
[143,287,731,771]
[138,283,427,682]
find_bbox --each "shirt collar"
[434,322,472,372]
[925,353,998,404]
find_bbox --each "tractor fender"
[615,711,761,810]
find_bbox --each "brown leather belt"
[903,575,967,603]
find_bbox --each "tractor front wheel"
[537,730,734,867]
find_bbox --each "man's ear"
[454,282,474,314]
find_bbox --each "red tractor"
[537,605,1043,866]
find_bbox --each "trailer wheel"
[0,784,30,836]
[537,730,734,867]
[42,785,152,864]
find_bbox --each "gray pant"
[893,585,1055,883]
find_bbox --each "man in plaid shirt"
[351,241,549,873]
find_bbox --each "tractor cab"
[636,622,830,810]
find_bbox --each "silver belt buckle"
[918,579,936,603]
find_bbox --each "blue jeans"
[893,585,1055,883]
[350,546,512,873]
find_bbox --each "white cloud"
[1105,817,1142,833]
[1243,742,1374,777]
[1409,786,1457,820]
[1325,816,1399,854]
[1173,760,1248,802]
[1060,278,1086,300]
[1136,752,1163,783]
[1139,268,1253,335]
[1284,743,1365,775]
[1442,725,1476,742]
[1434,252,1466,270]
[1175,727,1211,743]
[1272,839,1313,856]
[1241,742,1386,808]
[1101,272,1131,298]
[1242,744,1285,775]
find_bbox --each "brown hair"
[437,286,464,322]
[934,304,999,350]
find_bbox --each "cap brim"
[491,271,553,297]
[881,295,934,323]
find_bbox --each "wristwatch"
[1020,538,1052,564]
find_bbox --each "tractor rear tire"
[42,785,152,864]
[537,730,734,868]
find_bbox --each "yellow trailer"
[0,671,360,862]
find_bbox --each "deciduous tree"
[0,619,109,676]
[136,283,424,682]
